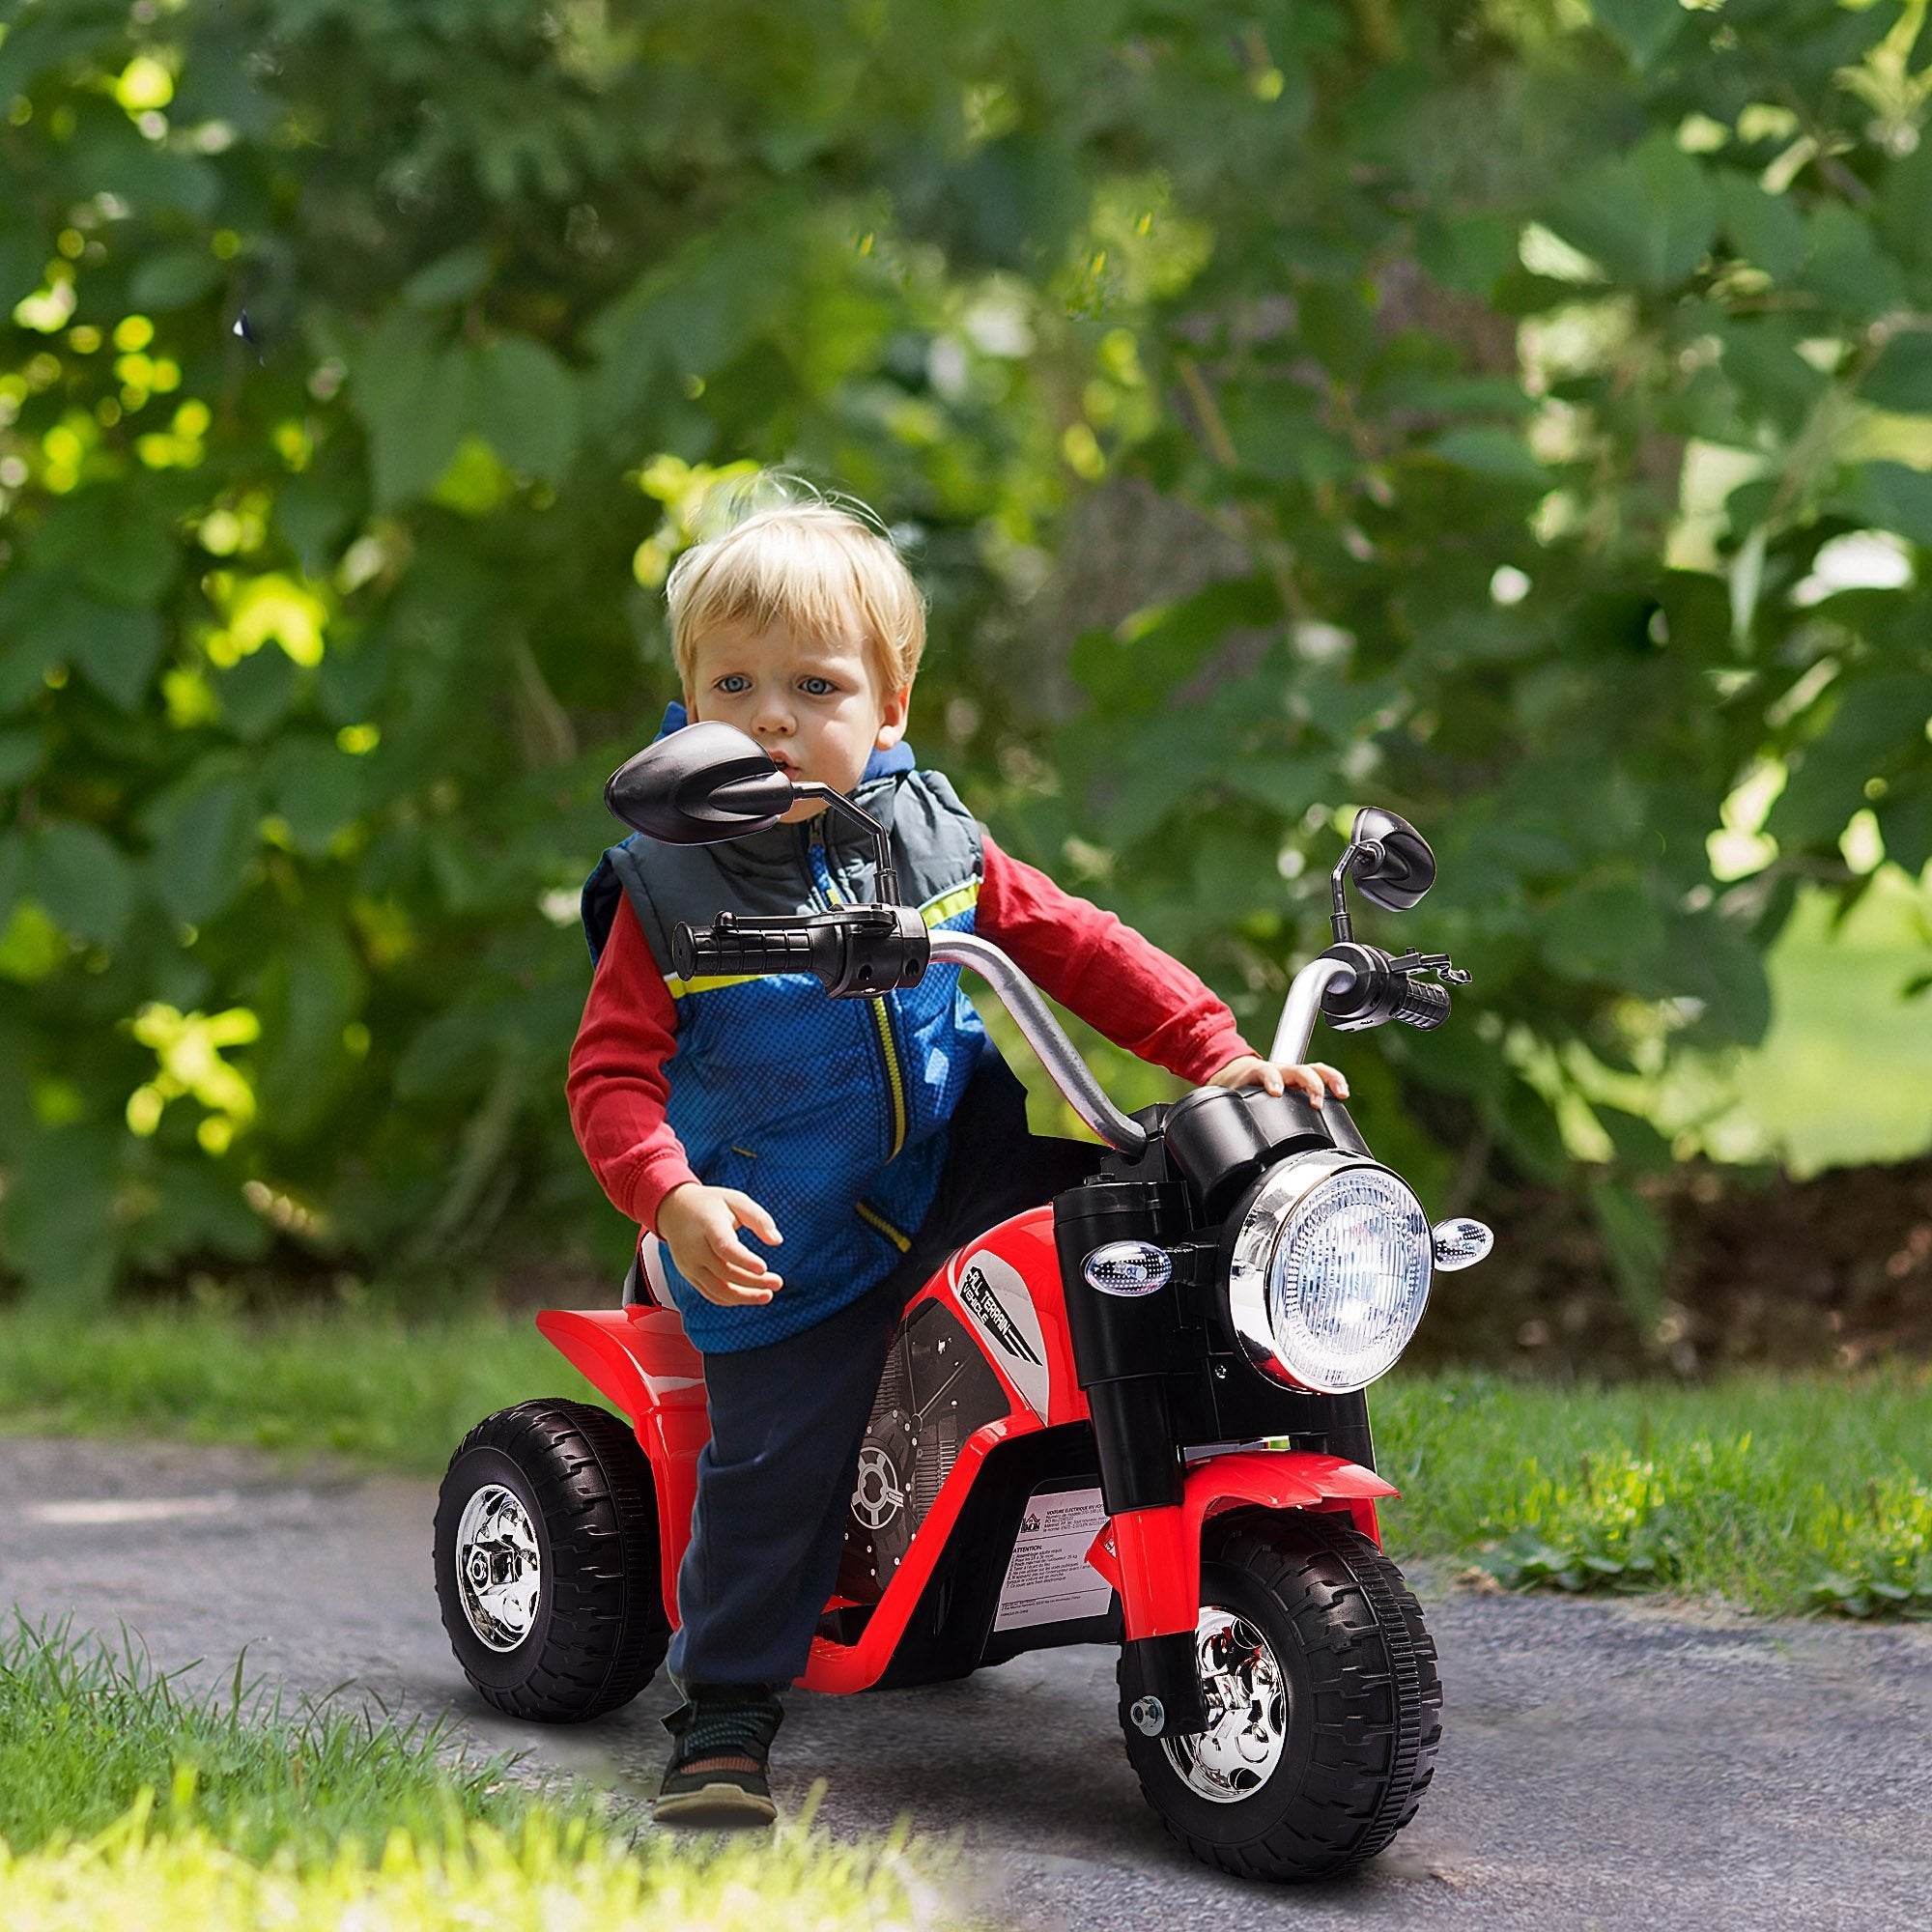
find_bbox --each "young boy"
[567,496,1345,1826]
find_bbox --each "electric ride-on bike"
[434,724,1492,1881]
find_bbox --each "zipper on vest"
[808,814,908,1162]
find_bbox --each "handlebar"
[669,909,1151,1155]
[673,916,1463,1163]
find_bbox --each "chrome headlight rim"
[1226,1149,1431,1395]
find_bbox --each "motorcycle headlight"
[1227,1151,1432,1394]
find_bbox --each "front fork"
[1055,1179,1379,1742]
[1055,1179,1209,1737]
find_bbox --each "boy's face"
[684,614,909,824]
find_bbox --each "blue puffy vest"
[579,713,991,1352]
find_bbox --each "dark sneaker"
[654,1685,783,1828]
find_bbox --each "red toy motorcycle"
[434,724,1492,1881]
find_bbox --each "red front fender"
[1086,1450,1399,1640]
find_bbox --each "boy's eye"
[715,673,752,695]
[798,676,837,696]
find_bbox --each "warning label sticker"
[991,1486,1114,1633]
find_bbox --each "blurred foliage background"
[1,0,1928,1356]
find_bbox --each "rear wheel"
[434,1398,669,1722]
[1120,1510,1441,1881]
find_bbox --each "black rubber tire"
[433,1398,670,1723]
[1120,1510,1442,1882]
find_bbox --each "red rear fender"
[535,1307,708,1627]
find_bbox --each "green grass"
[0,1614,562,1862]
[0,1304,594,1474]
[5,1305,1930,1616]
[0,1619,959,1930]
[1375,1367,1932,1616]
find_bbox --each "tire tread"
[434,1398,669,1723]
[1121,1510,1441,1883]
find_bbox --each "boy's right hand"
[656,1182,784,1306]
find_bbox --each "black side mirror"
[604,723,797,844]
[1347,806,1435,912]
[603,720,909,904]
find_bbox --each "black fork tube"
[1054,1179,1207,1737]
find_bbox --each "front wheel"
[434,1398,670,1722]
[1120,1510,1441,1882]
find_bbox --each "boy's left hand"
[1208,1055,1349,1108]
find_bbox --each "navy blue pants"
[667,1057,1099,1689]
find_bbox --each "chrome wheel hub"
[1162,1605,1290,1803]
[454,1483,542,1651]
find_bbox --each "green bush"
[1,1,1927,1309]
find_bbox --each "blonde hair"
[666,496,927,694]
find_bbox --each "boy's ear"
[874,685,910,750]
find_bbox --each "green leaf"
[1799,204,1906,318]
[1834,463,1932,546]
[123,1155,272,1270]
[1299,280,1376,383]
[0,229,43,310]
[1667,911,1771,1044]
[584,200,803,420]
[255,924,368,1143]
[72,606,168,710]
[1589,1178,1667,1326]
[145,767,259,925]
[1220,754,1330,817]
[0,725,43,789]
[1717,175,1807,282]
[35,490,180,607]
[0,577,166,711]
[349,312,474,511]
[27,820,134,949]
[1878,785,1932,876]
[1548,135,1718,291]
[274,474,361,572]
[403,243,494,309]
[1542,876,1669,990]
[129,246,222,312]
[1596,1104,1674,1173]
[1861,332,1932,414]
[0,1123,122,1311]
[216,645,300,742]
[1430,426,1546,486]
[1592,0,1685,67]
[1768,673,1931,850]
[268,739,365,856]
[1877,143,1932,279]
[474,336,580,483]
[1413,211,1519,297]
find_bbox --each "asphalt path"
[5,1433,1931,1930]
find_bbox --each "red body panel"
[539,1207,1398,1689]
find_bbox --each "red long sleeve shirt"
[565,831,1255,1231]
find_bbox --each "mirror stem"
[792,783,902,904]
[1328,846,1357,944]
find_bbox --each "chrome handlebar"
[927,932,1149,1156]
[1266,955,1360,1066]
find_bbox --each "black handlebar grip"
[1392,977,1451,1030]
[670,918,821,981]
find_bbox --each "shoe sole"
[653,1781,778,1829]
